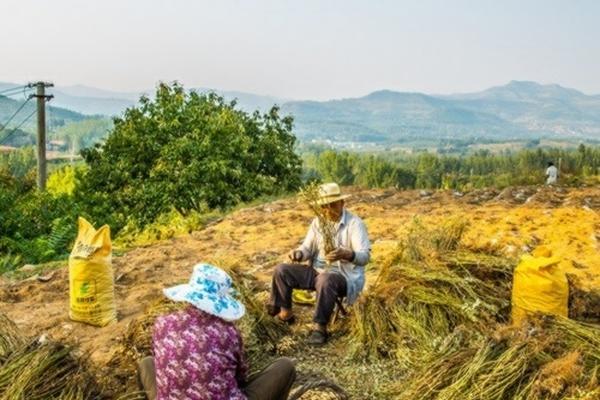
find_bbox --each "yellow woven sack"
[511,246,569,325]
[69,217,116,327]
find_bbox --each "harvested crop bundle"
[298,182,337,257]
[0,313,25,361]
[348,260,508,365]
[390,315,600,400]
[0,338,99,399]
[347,219,512,365]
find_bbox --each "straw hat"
[316,182,351,206]
[163,263,245,321]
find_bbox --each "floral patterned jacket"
[153,306,248,399]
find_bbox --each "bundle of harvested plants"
[0,339,99,400]
[298,182,337,257]
[0,313,25,361]
[347,218,513,367]
[390,315,600,400]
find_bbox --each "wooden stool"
[331,297,348,324]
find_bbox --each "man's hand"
[288,250,303,262]
[325,247,354,263]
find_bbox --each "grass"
[391,316,600,400]
[0,323,101,400]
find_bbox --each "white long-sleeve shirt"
[546,165,558,184]
[296,209,371,304]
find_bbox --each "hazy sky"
[2,0,599,100]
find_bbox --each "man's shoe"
[276,315,296,325]
[307,330,328,346]
[266,304,280,317]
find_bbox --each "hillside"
[0,95,90,146]
[4,81,599,147]
[1,83,287,117]
[49,91,135,117]
[283,81,600,143]
[0,83,137,118]
[0,185,597,397]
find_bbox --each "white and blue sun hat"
[163,263,246,321]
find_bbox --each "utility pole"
[28,82,54,190]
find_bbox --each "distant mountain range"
[282,81,600,142]
[0,82,288,118]
[1,81,599,144]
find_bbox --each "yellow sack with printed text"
[69,217,116,326]
[511,246,569,325]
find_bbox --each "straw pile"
[346,217,600,399]
[391,316,600,400]
[0,313,25,361]
[0,313,100,400]
[289,380,349,400]
[228,265,290,370]
[347,218,513,366]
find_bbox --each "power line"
[0,108,37,145]
[0,90,25,98]
[0,85,27,95]
[0,97,32,134]
[0,87,33,102]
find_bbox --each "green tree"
[415,153,442,189]
[77,83,302,228]
[355,155,416,189]
[0,147,36,178]
[51,118,113,154]
[316,150,355,185]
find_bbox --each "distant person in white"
[546,162,558,185]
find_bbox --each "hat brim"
[163,284,246,321]
[316,194,351,206]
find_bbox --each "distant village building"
[0,145,17,154]
[47,140,67,151]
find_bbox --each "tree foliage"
[77,83,302,227]
[51,118,113,154]
[303,146,600,190]
[0,163,79,267]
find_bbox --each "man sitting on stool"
[268,182,371,345]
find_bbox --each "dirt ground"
[0,185,598,397]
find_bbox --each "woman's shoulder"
[154,307,191,330]
[154,307,240,335]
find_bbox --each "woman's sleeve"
[235,330,249,384]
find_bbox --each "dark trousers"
[137,357,296,400]
[243,357,296,400]
[270,263,347,325]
